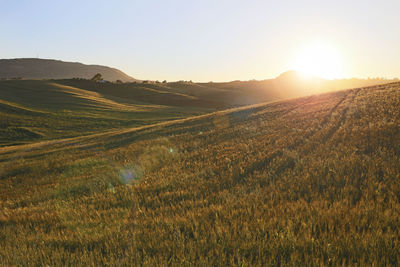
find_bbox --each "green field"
[1,81,399,265]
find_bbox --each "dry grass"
[0,82,400,266]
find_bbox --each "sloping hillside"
[0,58,137,82]
[0,79,219,145]
[195,71,397,105]
[1,58,395,107]
[123,71,395,107]
[0,82,399,265]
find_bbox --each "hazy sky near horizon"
[1,0,399,81]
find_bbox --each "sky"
[1,0,399,82]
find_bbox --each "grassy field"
[1,77,394,147]
[0,80,219,146]
[0,82,400,265]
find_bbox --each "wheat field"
[1,82,400,265]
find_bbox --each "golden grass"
[50,82,149,111]
[0,82,400,265]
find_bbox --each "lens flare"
[119,166,143,185]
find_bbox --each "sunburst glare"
[292,41,345,79]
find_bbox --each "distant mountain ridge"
[0,58,137,82]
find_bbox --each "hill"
[0,82,399,265]
[0,79,223,146]
[0,58,137,82]
[195,71,397,105]
[0,73,396,145]
[129,71,395,107]
[0,57,395,107]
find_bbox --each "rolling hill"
[0,58,395,106]
[0,68,396,147]
[0,58,137,82]
[0,82,399,265]
[0,79,223,146]
[194,71,397,105]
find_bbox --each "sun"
[292,42,344,79]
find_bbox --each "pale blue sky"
[1,0,399,81]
